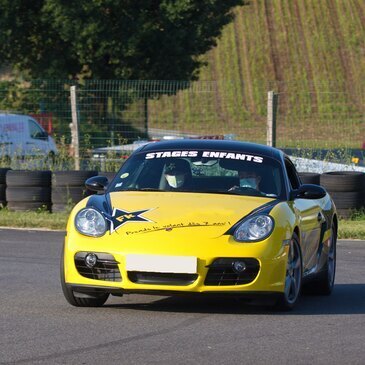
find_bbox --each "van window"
[29,120,46,139]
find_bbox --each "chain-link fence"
[0,79,364,168]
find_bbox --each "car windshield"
[108,149,285,199]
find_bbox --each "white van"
[0,113,57,160]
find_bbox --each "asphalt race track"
[0,229,364,364]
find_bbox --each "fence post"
[144,95,149,137]
[267,90,278,147]
[70,85,80,170]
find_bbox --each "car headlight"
[75,208,107,237]
[234,214,274,242]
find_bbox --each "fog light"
[85,253,98,268]
[232,260,246,273]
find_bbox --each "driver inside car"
[163,159,192,190]
[229,170,262,191]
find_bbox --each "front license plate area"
[126,254,197,274]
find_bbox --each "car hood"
[98,191,277,236]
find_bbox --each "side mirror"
[85,176,109,192]
[291,184,326,200]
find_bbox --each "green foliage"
[0,0,243,80]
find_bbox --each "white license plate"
[126,254,197,274]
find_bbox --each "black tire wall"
[298,172,321,185]
[5,170,52,212]
[52,171,98,212]
[320,171,365,218]
[0,168,11,207]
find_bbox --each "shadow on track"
[104,283,365,315]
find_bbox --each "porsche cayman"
[61,140,337,310]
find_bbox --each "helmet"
[164,159,192,189]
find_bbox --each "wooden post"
[70,85,80,170]
[267,91,278,147]
[144,95,148,137]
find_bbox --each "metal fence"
[0,79,364,166]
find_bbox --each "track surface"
[0,229,364,364]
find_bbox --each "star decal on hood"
[105,208,154,233]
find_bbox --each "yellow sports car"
[61,140,337,310]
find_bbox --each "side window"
[285,159,301,190]
[28,120,45,139]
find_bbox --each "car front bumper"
[63,230,289,295]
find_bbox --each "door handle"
[317,212,324,222]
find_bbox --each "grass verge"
[0,209,364,240]
[0,209,69,231]
[338,219,365,240]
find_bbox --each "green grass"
[338,219,365,240]
[0,209,69,230]
[0,209,364,240]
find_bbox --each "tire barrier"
[0,169,364,217]
[320,171,365,218]
[0,168,11,207]
[52,171,98,212]
[5,170,52,212]
[298,172,321,185]
[98,171,117,182]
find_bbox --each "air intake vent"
[74,252,122,282]
[205,258,260,286]
[128,271,198,286]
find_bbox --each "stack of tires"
[5,170,52,211]
[298,172,321,185]
[0,168,11,207]
[98,171,116,182]
[320,171,365,218]
[52,171,98,212]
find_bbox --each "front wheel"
[60,250,109,307]
[275,233,302,310]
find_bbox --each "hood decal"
[124,220,231,236]
[104,208,154,233]
[85,194,155,234]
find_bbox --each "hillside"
[149,0,365,148]
[1,1,364,150]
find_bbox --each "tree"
[0,0,244,80]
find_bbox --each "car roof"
[137,139,284,161]
[0,113,28,120]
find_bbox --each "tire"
[336,208,354,219]
[298,172,320,185]
[52,186,91,204]
[0,168,11,184]
[52,203,69,213]
[60,249,109,307]
[6,170,52,187]
[0,184,5,201]
[320,171,365,192]
[307,224,336,295]
[98,171,116,182]
[275,233,302,311]
[6,187,51,202]
[52,171,98,187]
[7,201,51,212]
[330,191,364,209]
